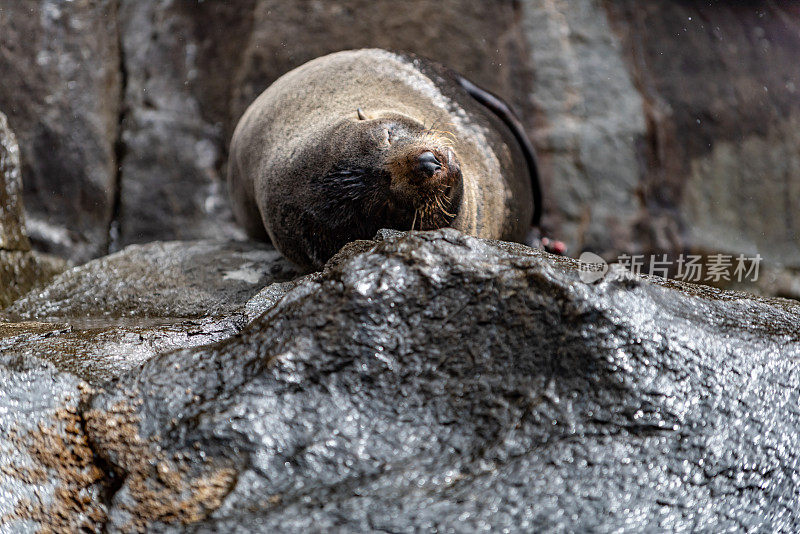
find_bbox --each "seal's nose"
[415,151,442,177]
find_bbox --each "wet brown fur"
[228,49,533,270]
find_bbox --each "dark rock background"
[0,0,797,294]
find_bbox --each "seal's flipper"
[455,76,543,228]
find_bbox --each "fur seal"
[228,48,541,270]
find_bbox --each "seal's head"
[282,109,463,268]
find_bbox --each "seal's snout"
[384,139,462,229]
[387,145,455,195]
[415,151,442,178]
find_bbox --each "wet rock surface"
[4,240,299,321]
[1,239,299,383]
[4,229,795,531]
[0,251,66,311]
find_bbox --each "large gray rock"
[512,0,800,297]
[0,0,121,262]
[521,0,647,255]
[76,229,799,532]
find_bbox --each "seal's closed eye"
[356,108,368,120]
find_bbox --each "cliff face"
[0,1,797,293]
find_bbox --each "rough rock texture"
[0,110,66,308]
[0,251,66,311]
[4,240,298,321]
[63,229,798,532]
[1,240,299,383]
[1,230,799,530]
[0,0,121,262]
[522,1,800,273]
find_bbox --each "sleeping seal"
[228,48,541,270]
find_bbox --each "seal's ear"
[455,76,543,228]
